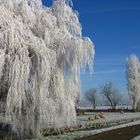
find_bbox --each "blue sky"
[42,0,140,96]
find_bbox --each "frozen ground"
[77,112,140,125]
[1,112,140,140]
[27,112,140,140]
[133,136,140,140]
[30,120,140,140]
[132,134,140,140]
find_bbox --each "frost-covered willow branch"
[0,0,95,138]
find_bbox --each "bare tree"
[100,82,121,110]
[85,88,97,110]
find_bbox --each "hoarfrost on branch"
[0,0,95,138]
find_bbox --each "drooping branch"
[0,0,94,138]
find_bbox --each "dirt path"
[79,124,140,140]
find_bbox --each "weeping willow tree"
[0,0,95,138]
